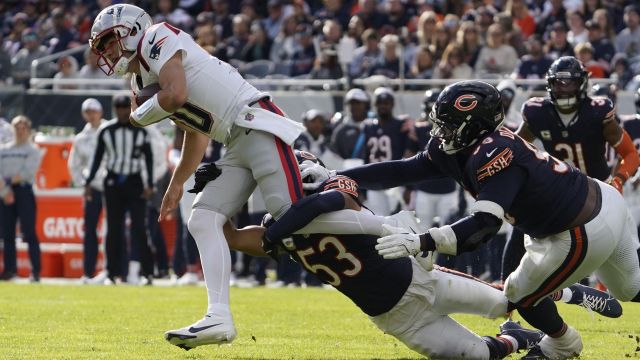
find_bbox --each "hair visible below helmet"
[422,88,441,119]
[429,80,504,154]
[89,4,153,76]
[546,56,589,111]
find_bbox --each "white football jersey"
[135,22,264,143]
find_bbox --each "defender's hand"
[375,224,421,259]
[299,161,335,191]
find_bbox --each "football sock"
[483,335,517,359]
[517,298,565,335]
[189,209,231,315]
[549,287,575,303]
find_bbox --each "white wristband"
[131,94,172,126]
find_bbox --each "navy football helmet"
[422,88,441,119]
[547,56,589,111]
[429,80,504,154]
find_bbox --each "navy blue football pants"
[0,184,41,276]
[83,187,102,278]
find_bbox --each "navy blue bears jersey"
[362,117,411,164]
[425,127,589,237]
[285,232,412,316]
[521,96,616,180]
[411,122,457,194]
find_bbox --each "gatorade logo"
[454,94,478,112]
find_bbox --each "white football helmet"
[89,4,152,76]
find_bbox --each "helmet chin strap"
[114,52,137,76]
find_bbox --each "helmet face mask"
[89,4,152,77]
[546,56,589,111]
[429,81,504,154]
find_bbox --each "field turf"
[0,283,638,359]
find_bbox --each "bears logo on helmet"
[454,94,479,112]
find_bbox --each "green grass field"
[0,283,638,359]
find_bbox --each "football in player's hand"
[135,83,161,106]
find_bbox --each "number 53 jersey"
[521,96,616,181]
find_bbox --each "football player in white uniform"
[88,4,409,350]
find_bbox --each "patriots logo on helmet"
[454,94,479,112]
[149,36,168,60]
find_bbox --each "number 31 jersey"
[521,96,615,181]
[135,22,264,143]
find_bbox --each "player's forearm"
[224,223,268,257]
[170,130,209,187]
[339,155,431,190]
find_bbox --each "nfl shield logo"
[245,112,254,121]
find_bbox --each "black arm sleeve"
[450,212,503,254]
[338,152,438,190]
[85,129,105,185]
[265,190,345,242]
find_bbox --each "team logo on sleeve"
[476,148,514,181]
[149,36,168,60]
[454,94,478,112]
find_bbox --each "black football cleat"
[499,320,545,352]
[570,283,622,318]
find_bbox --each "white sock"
[188,209,231,315]
[128,261,140,276]
[561,288,573,303]
[295,209,386,236]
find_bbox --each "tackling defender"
[303,81,640,359]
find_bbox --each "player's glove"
[299,161,335,191]
[607,174,624,194]
[376,224,422,259]
[188,163,222,194]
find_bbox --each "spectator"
[615,5,640,63]
[0,108,12,145]
[45,7,76,55]
[84,95,155,285]
[416,10,438,48]
[315,0,351,31]
[310,48,343,81]
[431,22,451,60]
[70,0,92,43]
[226,14,251,61]
[321,19,342,51]
[408,45,435,80]
[240,21,273,62]
[457,21,482,69]
[0,33,12,85]
[505,0,536,38]
[349,28,380,78]
[262,0,286,41]
[328,88,370,168]
[514,35,554,82]
[385,0,411,30]
[78,48,113,90]
[366,34,408,79]
[68,98,106,283]
[474,23,519,78]
[5,13,29,57]
[239,0,259,22]
[211,0,233,39]
[433,43,473,79]
[494,12,526,56]
[611,53,633,90]
[0,115,43,282]
[544,21,574,60]
[269,14,299,62]
[52,55,79,90]
[567,11,588,46]
[294,109,330,160]
[346,15,365,47]
[11,29,49,88]
[475,6,498,41]
[582,0,605,22]
[194,24,227,61]
[592,8,615,40]
[290,24,316,76]
[356,0,388,30]
[575,42,607,78]
[153,0,194,32]
[586,20,616,68]
[536,0,567,36]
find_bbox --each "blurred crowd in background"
[0,0,639,91]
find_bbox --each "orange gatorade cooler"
[34,134,74,189]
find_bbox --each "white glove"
[414,251,434,271]
[299,161,335,191]
[375,224,421,259]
